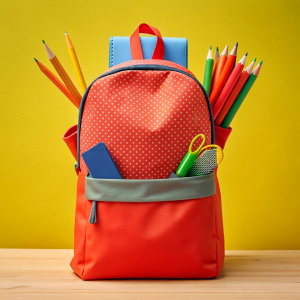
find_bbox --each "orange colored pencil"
[215,58,256,126]
[213,52,248,119]
[34,58,79,108]
[43,41,82,107]
[210,45,228,95]
[211,47,220,89]
[210,43,238,106]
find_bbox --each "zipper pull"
[88,201,97,224]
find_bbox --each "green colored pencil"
[203,46,214,94]
[221,61,263,128]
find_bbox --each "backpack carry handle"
[130,23,164,60]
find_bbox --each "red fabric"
[130,23,164,60]
[71,171,224,280]
[79,62,212,179]
[215,125,232,149]
[70,53,229,280]
[63,125,78,160]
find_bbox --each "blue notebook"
[109,36,188,68]
[82,142,122,179]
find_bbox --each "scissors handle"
[176,134,206,177]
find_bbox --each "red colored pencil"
[215,58,256,126]
[210,45,228,95]
[213,53,248,119]
[210,43,238,106]
[34,58,79,108]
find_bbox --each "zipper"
[77,64,215,170]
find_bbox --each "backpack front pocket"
[81,174,220,280]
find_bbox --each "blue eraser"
[82,142,122,179]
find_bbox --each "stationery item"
[82,142,122,179]
[215,47,219,60]
[209,43,238,106]
[175,134,206,177]
[109,36,188,68]
[43,40,82,107]
[65,31,87,94]
[203,46,214,94]
[34,58,79,108]
[187,145,223,176]
[172,134,223,178]
[211,47,220,87]
[210,45,228,95]
[213,53,248,119]
[221,61,263,128]
[215,58,256,126]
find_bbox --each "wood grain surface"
[0,249,299,299]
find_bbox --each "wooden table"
[0,249,299,299]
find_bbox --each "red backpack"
[65,24,231,280]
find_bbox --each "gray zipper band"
[85,173,216,203]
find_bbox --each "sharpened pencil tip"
[245,52,248,56]
[216,47,218,51]
[34,58,38,62]
[42,40,45,44]
[65,31,68,35]
[260,61,263,65]
[209,46,212,50]
[253,58,256,62]
[235,42,238,47]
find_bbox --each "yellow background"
[0,0,299,249]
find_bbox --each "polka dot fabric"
[80,61,212,179]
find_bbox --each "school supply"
[213,53,248,119]
[82,142,122,179]
[215,58,256,126]
[65,31,87,94]
[66,23,227,280]
[35,19,265,280]
[34,58,79,108]
[210,43,238,106]
[171,134,222,178]
[187,145,223,176]
[203,47,214,94]
[221,61,263,128]
[211,47,219,87]
[175,134,206,177]
[109,36,188,68]
[43,41,82,106]
[215,47,219,60]
[210,45,228,95]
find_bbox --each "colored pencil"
[43,41,82,107]
[221,61,263,128]
[65,31,87,94]
[213,52,248,119]
[34,58,79,108]
[215,47,219,60]
[211,47,219,88]
[210,45,228,96]
[215,58,256,126]
[210,43,238,106]
[203,46,214,94]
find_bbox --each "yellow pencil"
[65,31,87,94]
[43,40,82,107]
